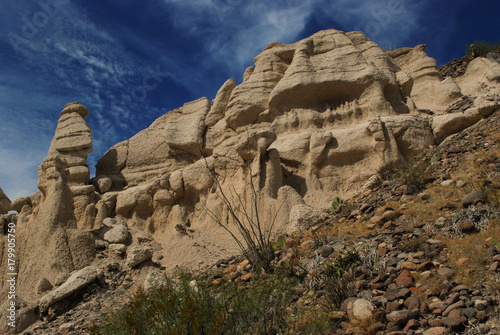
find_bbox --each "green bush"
[91,271,304,335]
[330,196,344,214]
[381,150,439,194]
[466,40,500,59]
[324,250,360,279]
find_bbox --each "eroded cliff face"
[2,29,500,332]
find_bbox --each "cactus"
[331,196,343,214]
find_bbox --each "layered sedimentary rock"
[0,103,96,334]
[3,30,500,333]
[387,44,462,112]
[91,29,499,273]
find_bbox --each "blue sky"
[0,0,498,200]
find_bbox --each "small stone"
[441,317,464,332]
[108,243,127,254]
[126,245,154,268]
[386,310,411,327]
[490,261,499,272]
[441,180,456,187]
[443,300,464,316]
[370,215,384,225]
[447,309,462,319]
[462,191,487,208]
[427,239,444,246]
[396,287,411,299]
[456,180,467,188]
[423,327,451,335]
[437,267,455,279]
[417,261,434,271]
[395,269,414,288]
[457,221,474,232]
[404,296,420,310]
[383,210,399,222]
[428,319,442,327]
[450,284,469,293]
[402,262,417,270]
[320,246,334,258]
[474,300,488,311]
[97,177,112,193]
[351,299,375,321]
[386,300,402,313]
[103,224,129,244]
[240,273,252,282]
[360,203,372,213]
[455,257,470,266]
[36,277,53,297]
[421,194,431,201]
[487,245,498,255]
[403,319,420,332]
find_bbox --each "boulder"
[103,224,129,244]
[126,245,154,268]
[39,266,100,312]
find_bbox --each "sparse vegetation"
[92,270,304,335]
[330,196,344,214]
[203,160,281,273]
[381,149,439,194]
[466,40,500,59]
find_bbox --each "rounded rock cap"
[61,102,90,117]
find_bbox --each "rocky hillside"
[1,29,500,334]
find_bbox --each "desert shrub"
[321,250,361,309]
[466,40,500,59]
[92,270,301,335]
[381,150,439,194]
[400,236,428,253]
[203,160,281,273]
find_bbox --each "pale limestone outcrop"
[95,98,210,191]
[44,102,98,230]
[9,30,500,315]
[90,29,499,274]
[456,57,500,96]
[47,102,92,185]
[432,98,499,143]
[205,78,236,127]
[388,45,462,112]
[15,157,95,304]
[0,104,96,327]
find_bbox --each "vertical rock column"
[47,102,96,229]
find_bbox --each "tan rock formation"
[91,29,499,274]
[0,186,11,214]
[4,31,500,332]
[388,45,462,112]
[0,104,96,331]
